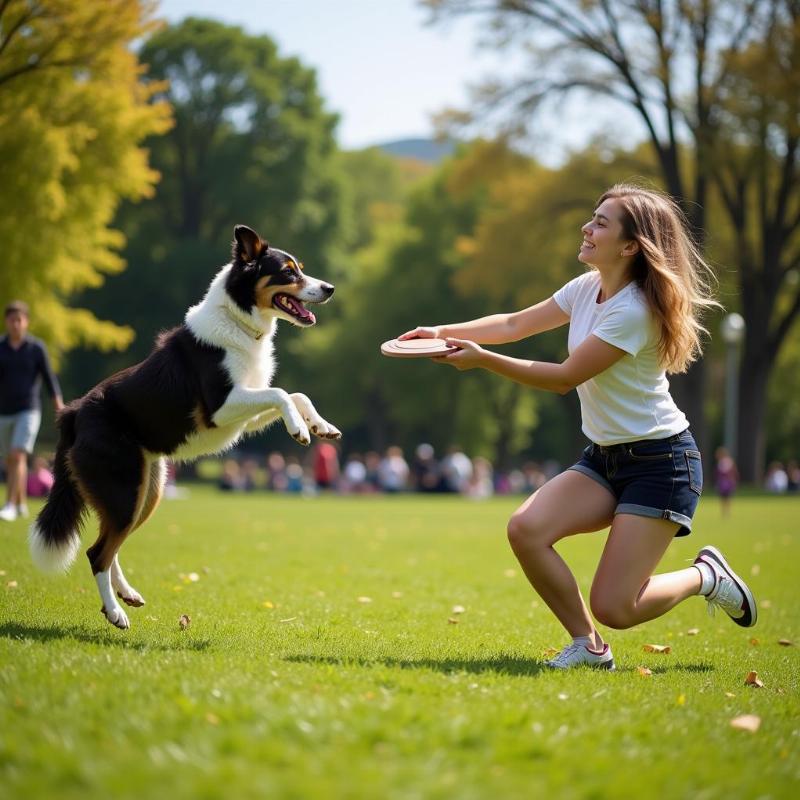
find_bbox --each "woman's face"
[578,198,634,267]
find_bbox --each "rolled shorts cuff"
[615,502,693,534]
[568,464,614,495]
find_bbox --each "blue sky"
[157,0,640,162]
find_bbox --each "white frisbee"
[380,338,458,358]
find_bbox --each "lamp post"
[720,313,745,460]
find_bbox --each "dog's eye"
[281,267,295,276]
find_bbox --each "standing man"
[0,301,64,522]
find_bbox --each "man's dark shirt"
[0,335,61,415]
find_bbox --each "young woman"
[400,184,757,670]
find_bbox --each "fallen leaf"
[0,569,6,575]
[676,694,686,706]
[205,712,219,725]
[778,639,794,647]
[357,596,372,604]
[724,692,736,698]
[637,666,652,676]
[643,644,671,654]
[178,614,191,630]
[447,617,459,624]
[745,671,764,688]
[749,637,760,646]
[543,647,559,658]
[730,714,761,732]
[452,604,466,614]
[262,600,274,608]
[6,580,18,588]
[391,591,403,599]
[503,568,516,578]
[750,564,760,576]
[687,628,700,636]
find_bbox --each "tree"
[423,0,786,462]
[65,17,345,396]
[708,2,800,479]
[0,0,171,360]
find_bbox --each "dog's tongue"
[285,295,315,323]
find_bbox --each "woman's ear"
[620,240,640,257]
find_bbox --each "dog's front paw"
[288,420,311,446]
[319,423,342,440]
[101,605,130,629]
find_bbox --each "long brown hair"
[598,184,719,374]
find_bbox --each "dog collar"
[223,306,265,340]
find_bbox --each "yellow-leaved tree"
[0,0,172,363]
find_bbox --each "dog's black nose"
[322,283,335,296]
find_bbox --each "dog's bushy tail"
[29,408,86,573]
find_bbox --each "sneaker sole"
[545,657,616,671]
[698,545,757,627]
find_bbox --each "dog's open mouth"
[273,293,316,325]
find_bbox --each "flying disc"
[380,337,458,358]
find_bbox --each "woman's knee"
[507,510,551,552]
[589,592,636,630]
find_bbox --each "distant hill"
[375,138,456,163]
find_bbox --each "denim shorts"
[568,428,702,536]
[0,409,42,456]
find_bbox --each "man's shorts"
[0,409,42,456]
[569,428,703,536]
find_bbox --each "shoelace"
[549,642,583,666]
[706,576,740,617]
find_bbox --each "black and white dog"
[30,225,340,629]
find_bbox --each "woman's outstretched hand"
[432,338,487,371]
[397,326,440,341]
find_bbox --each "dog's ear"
[232,225,267,264]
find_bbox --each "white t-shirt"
[552,271,688,445]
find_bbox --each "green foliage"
[0,0,172,363]
[1,490,798,798]
[62,17,346,395]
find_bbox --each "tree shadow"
[0,621,211,652]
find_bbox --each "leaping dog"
[30,225,340,628]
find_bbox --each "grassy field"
[1,488,797,799]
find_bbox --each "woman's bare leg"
[589,513,701,629]
[507,470,616,646]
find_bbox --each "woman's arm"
[399,298,569,346]
[434,334,628,394]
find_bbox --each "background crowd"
[216,442,560,498]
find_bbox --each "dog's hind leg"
[111,554,144,608]
[111,458,167,608]
[88,528,133,629]
[73,434,149,629]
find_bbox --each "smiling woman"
[396,183,757,672]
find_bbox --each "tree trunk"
[669,362,708,460]
[736,347,772,484]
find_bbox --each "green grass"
[1,489,798,799]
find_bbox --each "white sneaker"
[16,504,29,519]
[0,504,18,522]
[694,545,757,627]
[546,642,615,670]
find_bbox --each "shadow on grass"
[284,654,715,677]
[286,653,549,677]
[0,621,211,652]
